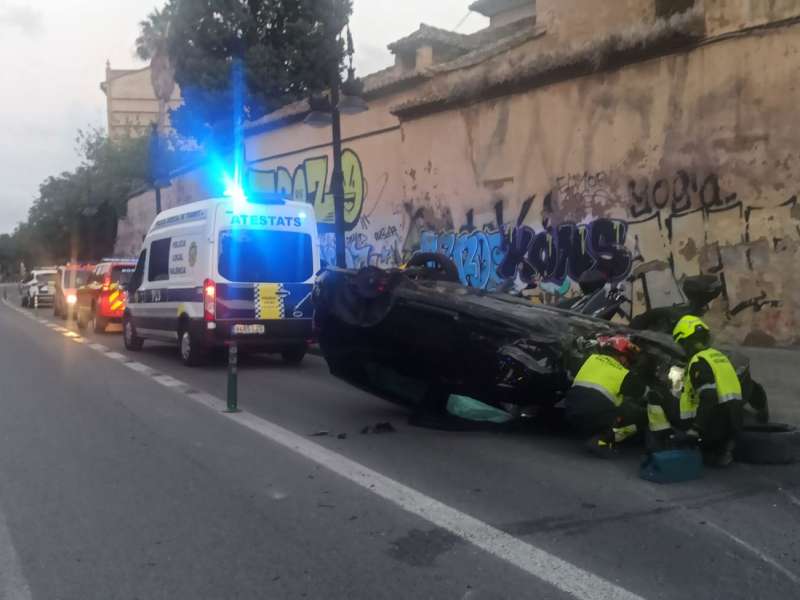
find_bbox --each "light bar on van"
[223,181,247,204]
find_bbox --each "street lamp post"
[304,23,367,269]
[328,69,347,269]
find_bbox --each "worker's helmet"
[672,315,710,344]
[597,335,640,365]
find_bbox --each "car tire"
[179,328,207,367]
[21,295,28,308]
[91,310,107,334]
[123,315,144,351]
[281,345,307,365]
[405,252,460,283]
[734,423,800,465]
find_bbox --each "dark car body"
[76,260,136,332]
[313,267,688,411]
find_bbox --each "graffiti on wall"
[628,170,738,218]
[320,212,404,270]
[419,217,631,292]
[249,149,366,232]
[420,229,506,290]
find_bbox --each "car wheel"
[91,311,108,334]
[734,423,800,465]
[123,315,144,351]
[179,328,207,367]
[281,344,307,365]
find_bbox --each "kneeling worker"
[672,315,743,467]
[566,336,648,457]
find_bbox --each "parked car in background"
[20,269,57,308]
[54,264,94,319]
[76,258,137,333]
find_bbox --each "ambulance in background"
[123,192,320,366]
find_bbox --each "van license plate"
[233,324,265,335]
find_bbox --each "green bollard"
[224,341,241,413]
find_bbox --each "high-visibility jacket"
[680,348,743,420]
[572,354,629,407]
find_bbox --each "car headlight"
[66,294,77,304]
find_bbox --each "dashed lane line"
[0,298,645,600]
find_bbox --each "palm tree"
[135,5,175,130]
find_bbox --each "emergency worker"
[565,336,648,457]
[672,315,743,467]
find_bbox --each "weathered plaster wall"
[537,0,655,44]
[705,0,800,35]
[397,22,800,345]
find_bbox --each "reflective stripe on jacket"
[572,354,629,407]
[680,348,743,420]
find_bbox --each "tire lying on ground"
[734,423,800,465]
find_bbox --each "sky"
[0,0,487,234]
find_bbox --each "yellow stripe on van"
[255,284,285,320]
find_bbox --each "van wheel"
[281,345,307,365]
[179,328,207,367]
[123,315,143,351]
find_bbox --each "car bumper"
[31,294,54,305]
[190,318,313,349]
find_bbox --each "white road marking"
[183,388,644,600]
[2,296,648,599]
[0,503,33,600]
[152,374,186,388]
[704,521,800,584]
[89,343,110,352]
[779,489,800,507]
[125,362,154,375]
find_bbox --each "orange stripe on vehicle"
[109,291,120,302]
[110,301,124,311]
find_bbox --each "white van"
[123,194,320,365]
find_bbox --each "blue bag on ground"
[447,395,513,424]
[639,449,703,483]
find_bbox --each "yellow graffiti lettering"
[304,156,333,224]
[246,149,365,230]
[342,149,365,226]
[249,169,276,194]
[276,166,292,199]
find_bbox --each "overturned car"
[312,264,765,417]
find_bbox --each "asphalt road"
[0,284,799,600]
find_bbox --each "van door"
[137,237,178,340]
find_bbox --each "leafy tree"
[0,129,151,275]
[165,0,353,141]
[136,6,177,128]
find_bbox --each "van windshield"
[218,229,313,283]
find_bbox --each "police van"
[123,193,320,366]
